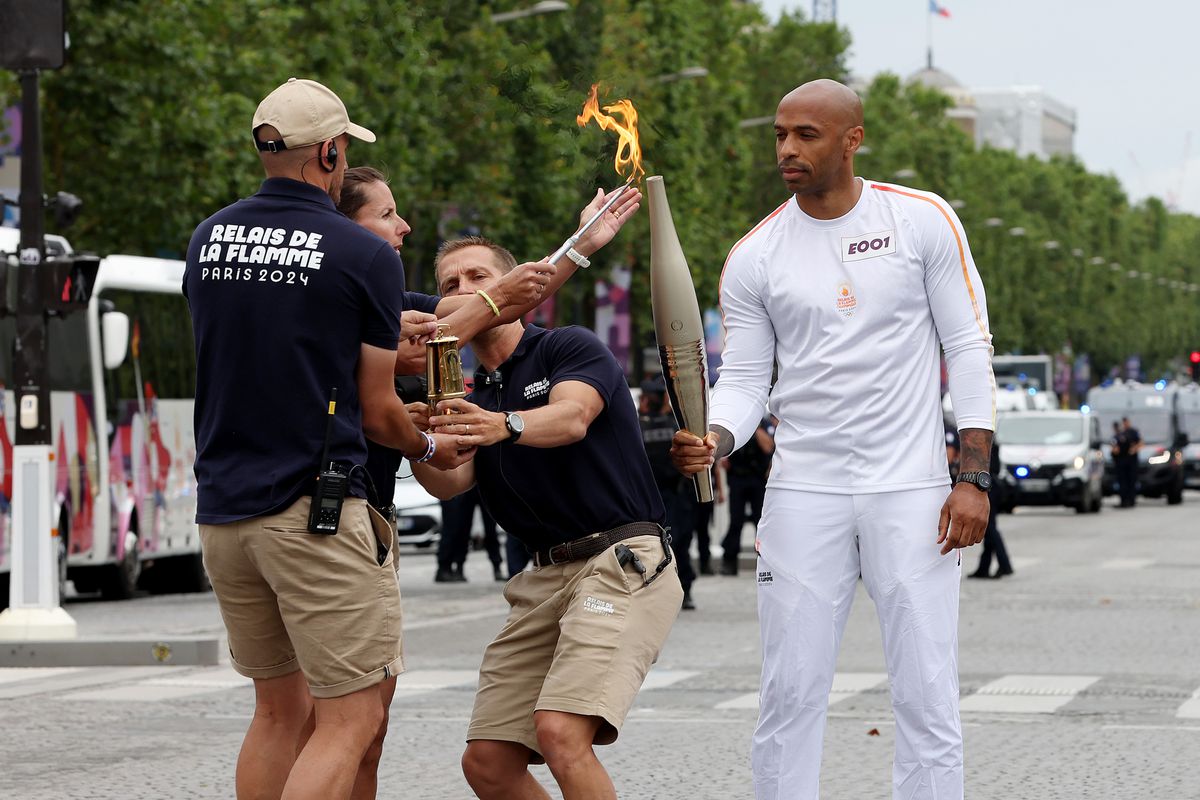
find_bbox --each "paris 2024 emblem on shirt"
[835,281,857,318]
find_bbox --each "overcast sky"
[759,1,1198,214]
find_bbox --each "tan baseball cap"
[252,77,376,151]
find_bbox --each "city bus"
[0,229,202,604]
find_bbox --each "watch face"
[977,472,993,490]
[508,413,524,434]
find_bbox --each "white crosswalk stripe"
[0,667,83,685]
[640,669,701,691]
[959,674,1099,714]
[65,666,249,702]
[393,669,479,698]
[6,666,1200,721]
[1176,688,1200,719]
[1099,558,1156,570]
[714,672,888,711]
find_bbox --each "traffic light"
[1191,350,1200,382]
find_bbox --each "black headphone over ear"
[320,139,338,173]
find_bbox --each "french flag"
[929,1,951,17]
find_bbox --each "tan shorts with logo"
[199,496,403,698]
[467,532,683,759]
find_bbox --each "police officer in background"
[967,438,1013,579]
[640,377,697,610]
[1114,416,1142,508]
[719,416,774,576]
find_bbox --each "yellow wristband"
[476,289,501,317]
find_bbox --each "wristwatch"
[955,471,992,492]
[504,412,525,443]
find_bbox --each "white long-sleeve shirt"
[709,179,995,494]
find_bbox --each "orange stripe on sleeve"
[871,184,989,340]
[717,199,791,326]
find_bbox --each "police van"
[995,410,1105,513]
[1085,380,1187,505]
[1178,383,1200,490]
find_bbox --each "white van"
[995,411,1105,513]
[942,386,1058,428]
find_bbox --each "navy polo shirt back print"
[183,177,406,524]
[469,325,664,552]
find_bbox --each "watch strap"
[565,247,590,269]
[955,471,988,489]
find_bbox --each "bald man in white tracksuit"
[671,80,995,800]
[707,174,995,799]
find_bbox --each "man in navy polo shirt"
[184,78,470,800]
[413,237,682,800]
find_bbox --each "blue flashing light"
[1027,387,1038,396]
[1018,372,1028,381]
[1154,380,1167,391]
[1080,404,1091,413]
[1015,466,1030,478]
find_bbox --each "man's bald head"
[774,79,865,198]
[780,79,863,129]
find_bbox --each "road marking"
[1177,688,1200,719]
[0,667,83,685]
[829,672,888,704]
[0,666,187,700]
[1103,724,1200,732]
[66,683,233,702]
[147,665,248,690]
[640,669,700,691]
[1009,557,1042,571]
[1099,558,1155,570]
[393,669,479,698]
[960,674,1099,714]
[714,672,888,711]
[715,692,759,710]
[404,607,508,631]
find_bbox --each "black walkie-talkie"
[308,388,349,534]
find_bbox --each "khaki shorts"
[467,533,683,758]
[200,497,403,698]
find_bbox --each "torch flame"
[576,84,644,182]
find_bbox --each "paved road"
[2,493,1198,799]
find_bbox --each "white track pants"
[752,486,962,800]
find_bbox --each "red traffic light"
[1192,351,1200,364]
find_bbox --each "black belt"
[532,522,663,568]
[373,504,397,524]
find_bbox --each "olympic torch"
[647,175,714,503]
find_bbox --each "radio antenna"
[320,388,338,471]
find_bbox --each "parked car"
[393,468,441,548]
[1087,380,1187,505]
[996,410,1105,513]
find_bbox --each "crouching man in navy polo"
[411,236,683,800]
